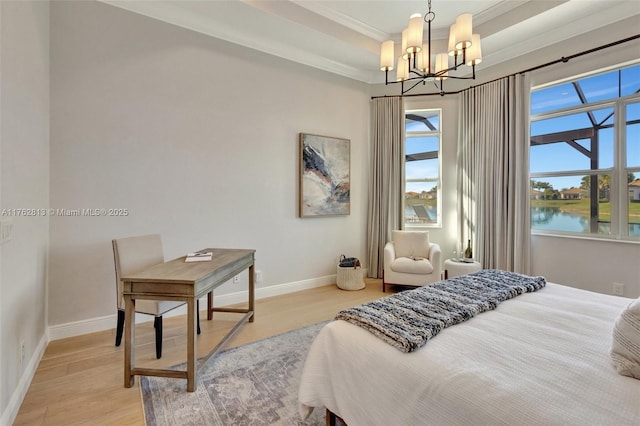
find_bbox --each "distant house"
[629,178,640,201]
[530,189,543,200]
[406,190,437,200]
[560,188,583,200]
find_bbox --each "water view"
[531,206,640,236]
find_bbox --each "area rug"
[140,322,328,426]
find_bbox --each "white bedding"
[298,283,640,425]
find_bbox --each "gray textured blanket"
[335,269,546,353]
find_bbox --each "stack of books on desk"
[185,252,213,262]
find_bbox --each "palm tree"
[580,175,590,190]
[599,174,611,201]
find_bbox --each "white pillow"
[610,297,640,380]
[392,230,430,259]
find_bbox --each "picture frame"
[299,133,350,217]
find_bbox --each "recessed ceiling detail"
[100,1,640,85]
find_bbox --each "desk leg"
[124,295,135,388]
[207,292,213,321]
[187,297,197,392]
[249,264,255,322]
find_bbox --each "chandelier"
[379,0,482,95]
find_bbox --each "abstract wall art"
[299,133,350,217]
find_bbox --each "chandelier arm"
[437,79,445,96]
[440,75,476,81]
[401,78,428,95]
[427,13,432,74]
[409,68,425,78]
[405,72,432,82]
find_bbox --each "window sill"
[531,231,640,245]
[406,223,442,229]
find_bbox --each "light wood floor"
[14,279,390,425]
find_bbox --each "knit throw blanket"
[335,269,546,353]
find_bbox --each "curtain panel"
[367,97,405,278]
[457,74,531,274]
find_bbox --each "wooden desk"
[122,248,255,392]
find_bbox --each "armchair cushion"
[392,230,430,259]
[391,257,434,274]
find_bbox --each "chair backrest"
[392,230,431,259]
[112,234,164,310]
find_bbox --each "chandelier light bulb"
[407,13,424,53]
[417,42,429,72]
[435,53,449,80]
[466,34,482,66]
[380,40,395,71]
[396,57,409,81]
[448,24,460,56]
[401,28,409,59]
[454,13,473,50]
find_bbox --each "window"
[404,109,441,227]
[529,63,640,238]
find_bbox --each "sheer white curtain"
[367,97,405,278]
[457,74,531,274]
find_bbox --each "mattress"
[298,283,640,425]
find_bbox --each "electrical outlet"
[613,282,624,296]
[233,275,240,283]
[255,270,263,283]
[19,341,25,366]
[0,219,13,244]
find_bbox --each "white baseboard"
[48,273,342,341]
[1,334,48,426]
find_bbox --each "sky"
[403,64,640,194]
[529,65,640,190]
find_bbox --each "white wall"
[0,1,50,423]
[532,236,640,298]
[48,1,370,329]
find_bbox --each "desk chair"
[112,234,201,359]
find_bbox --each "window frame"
[404,108,442,228]
[529,63,640,240]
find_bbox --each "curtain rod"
[371,33,640,100]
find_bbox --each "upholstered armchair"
[382,230,442,292]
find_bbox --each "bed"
[298,279,640,425]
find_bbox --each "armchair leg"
[197,299,201,335]
[115,309,125,347]
[382,270,386,293]
[154,316,163,359]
